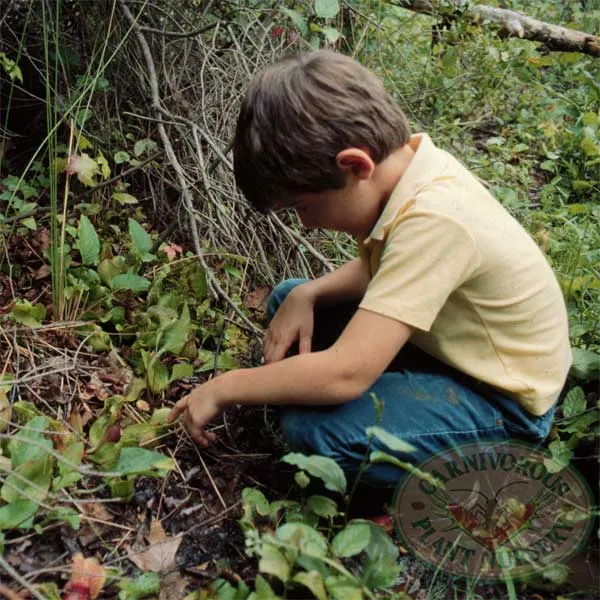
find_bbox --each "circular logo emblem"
[392,440,595,581]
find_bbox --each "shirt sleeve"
[359,211,481,331]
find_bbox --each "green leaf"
[169,362,193,383]
[128,218,152,255]
[306,495,338,518]
[78,215,100,266]
[44,506,80,529]
[196,350,239,373]
[562,387,586,418]
[118,572,160,600]
[367,426,417,453]
[543,440,573,474]
[331,523,371,557]
[21,216,37,230]
[323,27,341,43]
[114,151,130,164]
[541,563,570,585]
[113,447,174,476]
[111,273,150,292]
[242,488,270,517]
[2,454,53,503]
[133,138,158,157]
[359,521,400,588]
[10,300,46,327]
[275,523,328,558]
[259,543,290,583]
[248,575,282,600]
[292,571,327,600]
[325,577,363,600]
[294,471,310,488]
[143,353,170,394]
[370,451,446,490]
[570,348,600,380]
[112,192,138,205]
[281,8,308,35]
[0,500,38,530]
[282,453,346,494]
[8,416,51,468]
[161,303,191,355]
[315,0,340,19]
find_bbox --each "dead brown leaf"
[158,571,190,600]
[126,535,182,573]
[244,286,270,312]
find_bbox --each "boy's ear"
[335,148,375,180]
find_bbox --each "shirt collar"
[363,133,440,245]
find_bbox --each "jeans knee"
[266,279,309,320]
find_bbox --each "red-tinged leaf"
[370,515,394,534]
[63,553,105,600]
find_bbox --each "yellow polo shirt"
[358,133,572,416]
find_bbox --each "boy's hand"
[264,286,314,363]
[167,383,220,447]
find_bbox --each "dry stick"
[0,555,46,600]
[120,1,260,336]
[395,0,600,56]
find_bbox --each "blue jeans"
[268,279,558,488]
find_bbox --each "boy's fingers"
[168,397,188,423]
[299,334,311,355]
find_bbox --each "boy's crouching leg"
[279,370,511,490]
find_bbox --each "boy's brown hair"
[233,51,411,214]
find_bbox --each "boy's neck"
[372,138,417,215]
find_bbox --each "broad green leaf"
[561,410,599,434]
[248,575,282,600]
[144,355,170,394]
[323,27,340,43]
[294,471,310,488]
[324,577,363,600]
[196,350,239,373]
[96,153,110,179]
[242,488,270,517]
[10,300,46,327]
[562,387,586,418]
[67,153,100,186]
[541,564,570,585]
[161,303,191,355]
[117,572,160,600]
[570,348,600,380]
[2,455,53,503]
[275,523,328,557]
[128,218,153,255]
[133,138,158,157]
[282,453,346,494]
[113,192,138,205]
[306,495,338,518]
[358,520,400,588]
[98,257,124,286]
[315,0,339,19]
[111,273,150,292]
[331,522,371,557]
[44,506,80,529]
[281,8,307,35]
[543,440,573,474]
[367,426,417,453]
[114,151,130,164]
[113,447,174,476]
[292,571,327,600]
[169,362,193,383]
[21,216,36,230]
[78,215,100,266]
[8,416,51,468]
[259,543,290,582]
[0,499,38,530]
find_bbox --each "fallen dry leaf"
[244,286,270,311]
[63,553,106,600]
[126,535,182,573]
[158,571,190,600]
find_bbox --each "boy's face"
[283,179,383,237]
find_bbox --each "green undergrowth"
[0,0,599,598]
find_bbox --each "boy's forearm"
[215,350,363,409]
[297,257,370,306]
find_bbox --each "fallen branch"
[395,0,600,57]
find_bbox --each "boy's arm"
[298,256,371,306]
[264,257,370,362]
[169,308,413,445]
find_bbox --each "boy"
[168,51,571,488]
